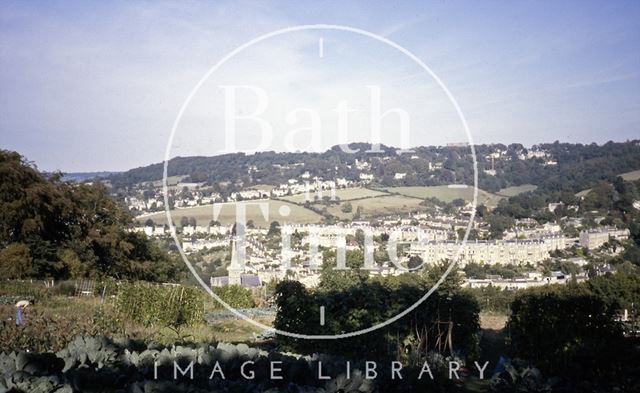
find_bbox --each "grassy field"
[576,188,592,197]
[139,183,542,226]
[281,187,388,204]
[495,184,537,197]
[140,175,187,188]
[140,200,322,227]
[326,195,425,219]
[383,186,504,207]
[621,169,640,181]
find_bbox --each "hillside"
[139,184,539,227]
[105,141,640,197]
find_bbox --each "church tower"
[228,236,242,286]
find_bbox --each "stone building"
[579,227,630,250]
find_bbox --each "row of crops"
[0,335,465,393]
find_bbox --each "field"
[0,280,273,351]
[326,195,425,219]
[281,187,388,204]
[138,183,544,226]
[383,185,504,207]
[139,199,322,227]
[576,188,592,197]
[495,184,537,197]
[620,169,640,181]
[140,175,187,188]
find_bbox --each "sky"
[1,0,639,172]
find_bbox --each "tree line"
[0,150,184,281]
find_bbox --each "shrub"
[465,286,515,314]
[274,275,480,360]
[211,284,255,309]
[507,282,640,388]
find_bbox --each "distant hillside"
[62,171,119,182]
[107,141,640,196]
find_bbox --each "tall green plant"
[113,282,204,330]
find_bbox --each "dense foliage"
[464,286,515,314]
[113,282,204,331]
[274,267,480,361]
[106,141,640,194]
[507,274,640,391]
[0,150,184,281]
[211,285,255,309]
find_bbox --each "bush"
[507,282,640,389]
[211,285,255,309]
[465,286,515,313]
[274,275,480,360]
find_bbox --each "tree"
[507,282,630,384]
[408,255,423,270]
[0,150,185,281]
[353,205,363,220]
[144,219,155,227]
[452,198,466,207]
[0,243,33,279]
[486,214,515,239]
[180,216,189,227]
[341,202,353,213]
[267,221,281,237]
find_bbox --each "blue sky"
[1,0,639,172]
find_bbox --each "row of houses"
[579,227,630,250]
[465,271,588,290]
[408,235,567,266]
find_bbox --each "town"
[119,143,637,294]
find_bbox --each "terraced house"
[409,235,567,266]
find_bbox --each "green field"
[138,183,548,226]
[620,169,640,181]
[495,184,537,197]
[326,195,425,219]
[281,187,388,204]
[139,200,322,227]
[140,175,187,188]
[383,186,504,207]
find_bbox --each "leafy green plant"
[490,359,555,393]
